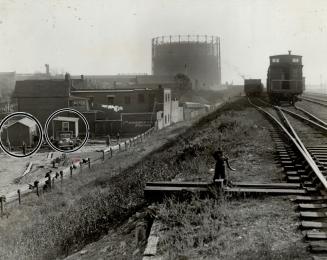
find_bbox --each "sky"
[0,0,327,85]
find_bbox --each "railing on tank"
[152,35,220,45]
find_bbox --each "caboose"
[267,51,304,104]
[244,79,263,97]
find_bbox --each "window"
[272,58,279,63]
[62,122,69,131]
[165,115,167,124]
[107,96,114,105]
[124,96,131,105]
[138,93,145,103]
[292,58,299,63]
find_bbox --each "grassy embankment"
[0,97,242,259]
[0,97,307,259]
[155,100,309,259]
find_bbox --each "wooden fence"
[0,127,155,217]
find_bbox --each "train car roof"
[270,54,302,58]
[269,53,302,65]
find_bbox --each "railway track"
[301,95,327,107]
[249,98,327,259]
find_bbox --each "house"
[49,116,79,139]
[1,117,38,147]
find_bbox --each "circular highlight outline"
[44,108,89,153]
[0,112,44,158]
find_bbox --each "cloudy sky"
[0,0,326,85]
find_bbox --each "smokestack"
[81,75,84,80]
[45,64,50,75]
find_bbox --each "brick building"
[13,75,179,137]
[71,86,173,136]
[13,75,88,128]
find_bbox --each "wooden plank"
[146,181,210,187]
[143,236,159,256]
[225,187,306,194]
[300,212,327,218]
[306,231,327,239]
[294,196,327,202]
[301,221,327,229]
[299,203,327,209]
[286,171,299,176]
[309,241,327,253]
[231,182,301,188]
[144,186,208,192]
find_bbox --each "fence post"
[17,189,21,205]
[80,162,82,173]
[60,171,63,187]
[70,166,73,178]
[125,141,127,150]
[102,150,105,161]
[34,180,39,197]
[110,148,113,158]
[119,143,121,151]
[0,196,4,217]
[88,158,91,169]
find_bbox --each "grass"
[0,97,302,259]
[157,196,308,260]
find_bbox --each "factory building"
[13,74,87,128]
[71,86,175,136]
[13,75,182,137]
[152,35,221,90]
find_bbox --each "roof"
[14,80,70,98]
[183,102,207,108]
[6,117,37,129]
[71,88,162,94]
[53,116,79,122]
[69,95,88,100]
[270,54,302,58]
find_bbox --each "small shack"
[50,116,79,139]
[1,117,37,147]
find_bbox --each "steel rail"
[275,107,313,160]
[294,105,327,127]
[301,97,327,107]
[279,107,327,133]
[248,98,327,190]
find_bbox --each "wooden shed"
[1,117,37,147]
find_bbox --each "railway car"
[267,51,304,104]
[244,79,263,96]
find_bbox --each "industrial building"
[13,74,89,128]
[71,86,177,136]
[13,75,184,137]
[152,35,221,90]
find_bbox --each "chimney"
[81,74,84,80]
[288,50,292,55]
[45,64,50,75]
[65,72,71,81]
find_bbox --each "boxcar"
[267,51,304,104]
[244,79,263,97]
